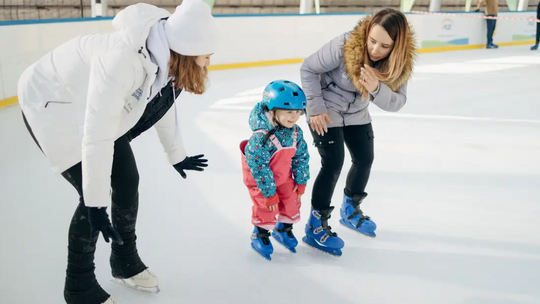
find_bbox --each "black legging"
[23,113,145,304]
[310,123,374,210]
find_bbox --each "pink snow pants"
[240,131,301,230]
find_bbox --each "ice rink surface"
[1,45,539,304]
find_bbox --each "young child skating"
[240,80,310,261]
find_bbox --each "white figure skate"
[102,297,121,304]
[111,269,160,294]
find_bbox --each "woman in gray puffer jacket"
[300,8,417,254]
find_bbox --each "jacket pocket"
[44,101,72,108]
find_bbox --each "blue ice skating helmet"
[262,80,306,111]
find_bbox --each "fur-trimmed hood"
[343,15,417,97]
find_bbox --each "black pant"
[310,123,374,210]
[23,114,145,304]
[486,15,497,45]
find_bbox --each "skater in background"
[532,1,540,50]
[475,0,499,48]
[240,80,310,261]
[299,8,416,255]
[17,0,216,303]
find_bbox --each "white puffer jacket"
[17,4,187,208]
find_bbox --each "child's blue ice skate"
[302,207,345,256]
[271,222,298,253]
[339,193,377,237]
[251,226,273,261]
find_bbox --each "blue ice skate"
[251,226,273,261]
[302,207,345,256]
[271,222,298,253]
[339,193,377,237]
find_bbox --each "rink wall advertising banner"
[0,11,536,103]
[495,12,538,42]
[415,15,484,48]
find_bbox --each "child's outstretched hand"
[293,185,303,203]
[268,204,278,212]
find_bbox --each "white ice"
[1,46,539,304]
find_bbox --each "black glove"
[87,207,123,245]
[173,154,208,179]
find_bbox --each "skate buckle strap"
[348,208,371,229]
[276,225,295,238]
[347,197,370,229]
[320,215,338,237]
[275,226,292,233]
[252,229,272,246]
[252,229,271,239]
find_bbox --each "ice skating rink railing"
[0,10,537,107]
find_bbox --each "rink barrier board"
[0,39,534,109]
[1,10,537,27]
[1,39,535,109]
[0,10,537,108]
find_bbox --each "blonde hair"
[362,8,411,98]
[168,51,208,95]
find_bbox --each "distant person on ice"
[299,8,417,255]
[240,80,310,261]
[475,0,499,48]
[17,0,217,303]
[532,1,540,50]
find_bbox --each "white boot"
[111,269,160,294]
[102,297,121,304]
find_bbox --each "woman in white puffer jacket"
[17,1,217,303]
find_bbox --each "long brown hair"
[168,51,208,95]
[363,8,411,97]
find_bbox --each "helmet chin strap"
[270,111,284,129]
[264,110,284,145]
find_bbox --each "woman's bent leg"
[61,164,110,304]
[108,136,147,279]
[22,110,109,304]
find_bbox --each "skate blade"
[110,278,160,294]
[251,243,272,261]
[271,232,297,253]
[339,219,376,238]
[302,236,342,257]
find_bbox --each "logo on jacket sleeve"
[131,87,143,101]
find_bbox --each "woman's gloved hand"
[173,154,208,179]
[87,207,123,245]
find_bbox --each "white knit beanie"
[164,0,218,56]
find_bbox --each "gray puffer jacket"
[300,15,416,128]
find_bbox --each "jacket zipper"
[138,46,147,59]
